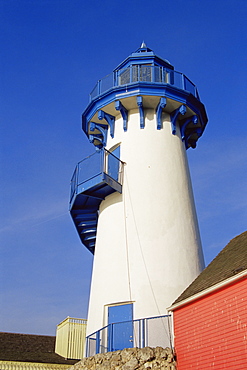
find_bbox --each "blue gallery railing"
[70,149,124,206]
[69,149,124,254]
[86,315,172,357]
[90,65,199,101]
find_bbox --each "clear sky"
[0,0,246,336]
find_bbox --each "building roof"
[173,230,247,305]
[0,332,77,364]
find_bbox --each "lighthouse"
[69,43,207,353]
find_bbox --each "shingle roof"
[173,230,247,305]
[0,332,77,364]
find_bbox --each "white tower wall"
[86,106,204,336]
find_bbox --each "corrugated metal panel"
[0,361,70,370]
[55,317,87,360]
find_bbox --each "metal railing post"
[110,323,113,352]
[142,319,146,348]
[181,73,185,90]
[85,337,89,357]
[138,319,141,348]
[151,66,155,83]
[98,80,101,96]
[96,330,100,354]
[130,65,133,83]
[103,148,107,174]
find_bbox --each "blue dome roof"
[114,43,174,72]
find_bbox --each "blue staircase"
[69,149,123,254]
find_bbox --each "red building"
[169,231,247,369]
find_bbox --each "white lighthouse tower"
[70,43,207,354]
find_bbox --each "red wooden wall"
[173,277,247,369]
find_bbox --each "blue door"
[108,303,133,351]
[108,146,120,182]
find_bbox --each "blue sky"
[0,0,246,335]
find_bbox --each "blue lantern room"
[69,43,208,254]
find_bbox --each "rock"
[122,357,139,370]
[68,346,176,370]
[82,356,95,369]
[121,347,138,363]
[94,353,103,364]
[95,360,111,370]
[154,347,168,360]
[137,347,155,364]
[167,354,174,363]
[144,362,152,369]
[110,352,122,368]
